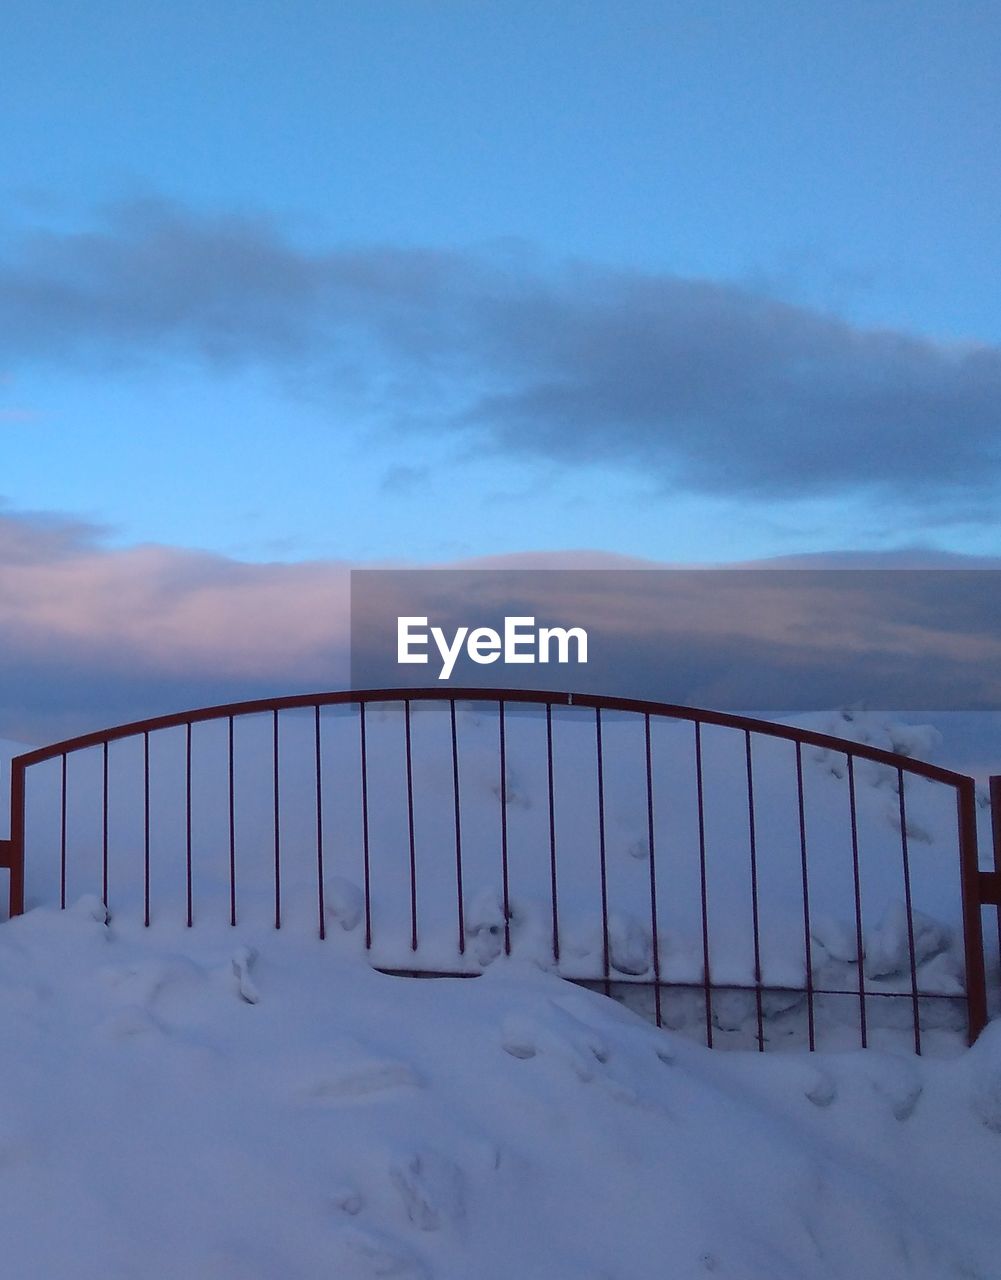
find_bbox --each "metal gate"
[1,688,998,1052]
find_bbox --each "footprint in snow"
[803,1067,837,1108]
[867,1059,923,1121]
[501,1004,610,1082]
[330,1184,365,1216]
[389,1150,465,1232]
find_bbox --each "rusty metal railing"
[2,688,998,1052]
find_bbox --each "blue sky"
[2,0,999,567]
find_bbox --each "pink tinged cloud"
[0,527,352,678]
[1,510,1000,743]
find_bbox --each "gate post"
[959,778,989,1041]
[989,776,1001,972]
[0,758,25,920]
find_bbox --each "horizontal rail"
[375,971,970,1003]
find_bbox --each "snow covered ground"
[0,899,999,1279]
[1,712,1000,1276]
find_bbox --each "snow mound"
[0,902,998,1278]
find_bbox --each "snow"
[1,710,1000,1274]
[0,901,998,1277]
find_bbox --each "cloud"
[2,200,999,513]
[0,509,352,741]
[0,506,999,745]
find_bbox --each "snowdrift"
[0,902,998,1279]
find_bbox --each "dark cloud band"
[2,200,999,511]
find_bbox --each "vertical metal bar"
[102,742,109,911]
[958,777,987,1043]
[595,708,610,995]
[795,743,815,1051]
[897,768,921,1055]
[745,732,765,1051]
[315,706,325,941]
[7,760,25,918]
[545,702,559,963]
[359,702,372,949]
[847,755,868,1048]
[101,742,109,911]
[499,701,511,957]
[143,732,150,927]
[60,753,67,910]
[228,716,236,927]
[450,699,465,955]
[185,723,193,927]
[695,722,713,1048]
[645,715,662,1029]
[404,699,418,952]
[273,709,281,930]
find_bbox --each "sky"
[1,1,1000,739]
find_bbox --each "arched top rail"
[12,686,970,787]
